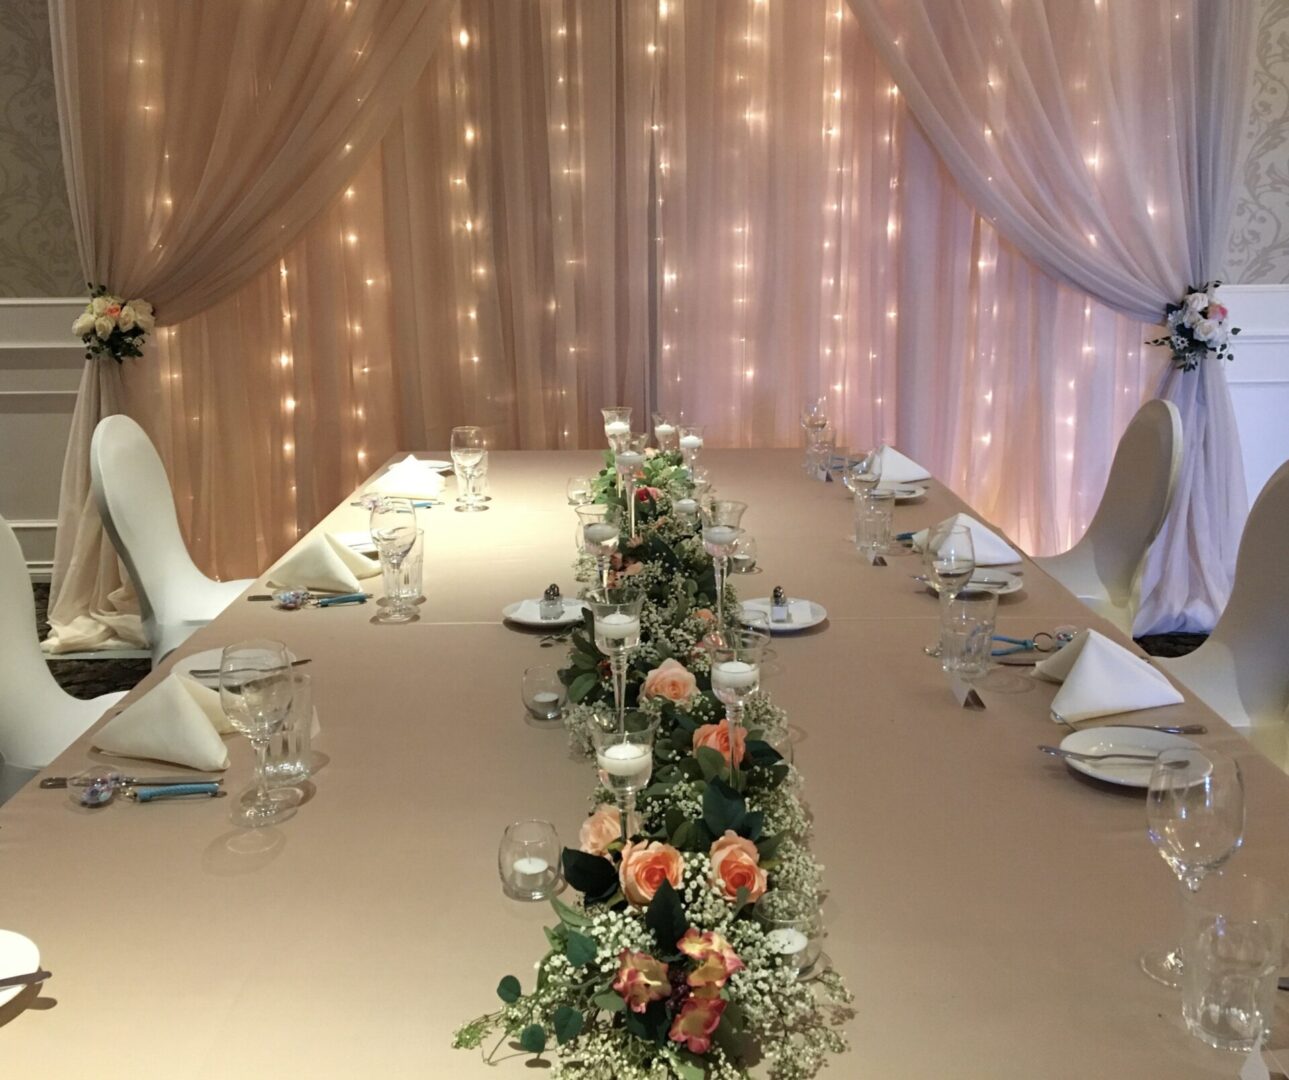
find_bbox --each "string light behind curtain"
[125,0,1154,587]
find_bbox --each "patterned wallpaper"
[0,2,1285,294]
[1226,0,1289,285]
[0,0,82,297]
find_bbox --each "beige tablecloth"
[2,450,1286,1078]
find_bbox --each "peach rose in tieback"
[691,718,746,767]
[619,840,685,906]
[708,830,767,903]
[612,949,671,1013]
[578,803,640,856]
[641,657,698,705]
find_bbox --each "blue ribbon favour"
[317,593,370,607]
[129,783,223,802]
[895,531,915,542]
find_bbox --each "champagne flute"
[1141,748,1245,988]
[923,522,974,657]
[450,426,487,513]
[370,497,418,623]
[219,640,298,827]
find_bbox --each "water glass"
[522,665,567,727]
[854,489,895,556]
[939,591,998,678]
[382,527,423,607]
[498,820,563,901]
[376,537,419,624]
[1182,870,1286,1052]
[218,640,298,827]
[265,670,314,786]
[450,426,487,512]
[754,888,824,979]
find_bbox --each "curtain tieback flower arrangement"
[71,285,156,362]
[1147,282,1240,373]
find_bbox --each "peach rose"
[691,719,747,768]
[708,830,767,904]
[578,803,638,855]
[641,658,698,705]
[693,608,716,624]
[668,993,727,1054]
[619,840,685,907]
[678,928,745,990]
[612,949,671,1013]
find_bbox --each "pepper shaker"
[771,585,789,624]
[540,583,564,621]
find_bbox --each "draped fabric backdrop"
[47,0,1253,648]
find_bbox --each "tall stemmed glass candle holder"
[218,640,299,827]
[450,426,487,512]
[602,407,632,490]
[923,522,975,657]
[652,412,678,451]
[702,500,748,637]
[710,630,765,786]
[1141,747,1245,988]
[590,711,657,846]
[370,497,419,624]
[616,434,648,539]
[587,588,644,733]
[678,424,705,469]
[577,504,621,589]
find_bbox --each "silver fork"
[1038,745,1185,765]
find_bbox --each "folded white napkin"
[94,674,230,771]
[365,455,445,499]
[876,445,932,485]
[1035,629,1184,723]
[911,512,1022,567]
[268,533,381,594]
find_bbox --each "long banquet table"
[3,449,1289,1078]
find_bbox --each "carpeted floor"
[29,583,1206,698]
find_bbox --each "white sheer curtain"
[845,0,1256,632]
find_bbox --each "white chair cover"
[89,416,253,664]
[1032,399,1182,634]
[0,514,124,800]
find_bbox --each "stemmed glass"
[923,522,975,657]
[1141,747,1245,988]
[586,587,645,734]
[450,426,487,513]
[652,412,678,452]
[702,499,748,638]
[602,407,633,453]
[566,476,593,507]
[370,497,419,624]
[218,640,298,827]
[616,434,648,540]
[843,446,883,498]
[577,504,621,589]
[799,397,829,471]
[590,711,657,847]
[679,424,705,469]
[710,630,766,786]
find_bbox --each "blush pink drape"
[845,0,1257,632]
[45,0,450,650]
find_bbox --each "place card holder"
[864,550,886,567]
[945,673,985,710]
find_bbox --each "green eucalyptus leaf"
[568,672,598,703]
[550,895,594,928]
[496,975,521,1003]
[702,776,746,837]
[565,930,598,968]
[695,745,728,782]
[518,1023,547,1054]
[553,1005,584,1045]
[592,990,627,1014]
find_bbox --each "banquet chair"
[1158,459,1289,769]
[90,415,253,664]
[0,514,126,803]
[1032,399,1182,635]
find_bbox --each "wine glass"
[799,397,829,471]
[844,446,883,498]
[577,503,621,589]
[1141,747,1246,988]
[218,640,298,827]
[585,587,645,734]
[923,522,975,657]
[590,711,658,846]
[370,497,418,623]
[710,629,766,786]
[450,426,487,513]
[566,476,594,507]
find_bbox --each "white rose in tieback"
[118,305,137,331]
[135,311,156,333]
[1185,291,1208,312]
[1194,318,1218,343]
[129,298,153,317]
[90,295,110,316]
[71,312,95,337]
[93,315,115,339]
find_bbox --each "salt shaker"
[771,585,789,624]
[540,583,564,621]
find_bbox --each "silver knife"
[40,774,223,790]
[185,657,312,679]
[0,969,51,990]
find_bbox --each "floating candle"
[654,423,675,437]
[595,612,640,641]
[713,659,758,691]
[616,451,644,470]
[674,498,699,515]
[596,742,651,777]
[584,522,619,549]
[605,421,630,437]
[764,928,810,956]
[680,434,703,449]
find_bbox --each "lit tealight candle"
[674,498,699,515]
[764,927,810,957]
[680,433,703,450]
[596,612,640,641]
[712,659,758,691]
[654,422,675,438]
[596,741,651,777]
[605,420,631,437]
[513,855,550,876]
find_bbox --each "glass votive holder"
[854,489,895,556]
[266,670,315,786]
[939,591,998,678]
[730,535,758,573]
[754,888,824,979]
[522,665,567,728]
[499,820,562,901]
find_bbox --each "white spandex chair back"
[90,415,252,663]
[0,514,125,802]
[1159,459,1289,768]
[1033,399,1182,634]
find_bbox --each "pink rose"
[641,658,698,704]
[678,928,745,990]
[692,719,747,767]
[613,949,671,1013]
[578,803,637,855]
[635,485,664,503]
[619,840,685,906]
[668,993,727,1054]
[708,830,767,903]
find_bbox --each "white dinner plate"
[417,459,453,472]
[172,647,299,687]
[921,569,1023,596]
[1057,727,1200,789]
[330,530,378,556]
[879,483,929,502]
[502,599,587,629]
[741,598,828,633]
[0,930,41,1008]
